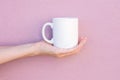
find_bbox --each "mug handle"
[42,22,53,44]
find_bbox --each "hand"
[31,37,87,58]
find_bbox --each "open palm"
[33,37,87,58]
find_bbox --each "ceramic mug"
[42,17,78,49]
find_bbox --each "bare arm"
[0,37,87,64]
[0,43,34,64]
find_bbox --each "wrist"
[21,43,36,57]
[28,42,42,56]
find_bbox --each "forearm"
[0,43,34,64]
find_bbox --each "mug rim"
[53,17,78,20]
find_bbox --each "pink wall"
[0,0,120,80]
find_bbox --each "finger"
[58,52,76,58]
[65,36,87,52]
[78,37,87,48]
[56,37,87,58]
[58,37,87,54]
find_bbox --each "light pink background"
[0,0,120,80]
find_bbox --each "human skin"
[0,37,87,64]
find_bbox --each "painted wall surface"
[0,0,120,80]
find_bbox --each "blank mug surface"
[53,18,78,48]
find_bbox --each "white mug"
[42,17,78,49]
